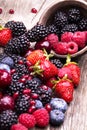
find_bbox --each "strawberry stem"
[66,54,71,64]
[43,48,54,60]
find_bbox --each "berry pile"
[0,7,82,129]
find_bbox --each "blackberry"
[68,8,81,23]
[54,11,68,29]
[7,81,26,95]
[50,58,63,68]
[15,95,30,114]
[78,18,87,31]
[27,24,49,42]
[5,34,30,55]
[5,21,15,30]
[0,110,17,130]
[25,78,40,93]
[36,86,52,105]
[47,24,57,34]
[61,24,78,34]
[12,72,20,82]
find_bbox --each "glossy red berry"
[0,8,2,14]
[45,104,52,112]
[18,60,24,64]
[31,93,39,99]
[28,106,36,114]
[30,100,36,106]
[13,92,19,100]
[23,89,31,95]
[31,8,37,13]
[10,69,16,75]
[9,9,14,14]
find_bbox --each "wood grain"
[0,0,87,130]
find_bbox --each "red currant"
[0,8,2,14]
[23,89,31,96]
[45,104,52,112]
[31,8,37,13]
[9,9,14,14]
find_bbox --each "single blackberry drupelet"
[54,11,68,29]
[50,58,63,68]
[78,18,87,31]
[68,8,81,23]
[12,72,20,82]
[25,78,41,93]
[15,95,30,114]
[0,110,17,130]
[4,34,30,55]
[8,81,26,95]
[5,21,15,31]
[61,24,78,34]
[36,86,52,106]
[27,24,49,42]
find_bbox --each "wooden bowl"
[39,0,87,58]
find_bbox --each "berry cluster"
[0,8,81,130]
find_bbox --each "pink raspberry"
[67,41,78,54]
[72,31,86,49]
[53,42,68,55]
[61,32,73,42]
[46,33,59,48]
[11,123,28,130]
[33,108,49,127]
[18,113,36,129]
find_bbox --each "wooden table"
[0,0,87,130]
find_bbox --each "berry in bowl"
[38,0,87,58]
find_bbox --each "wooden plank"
[0,0,87,130]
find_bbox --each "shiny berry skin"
[13,92,19,100]
[67,41,78,54]
[0,69,12,88]
[45,104,52,112]
[18,60,24,64]
[0,96,14,111]
[28,106,36,113]
[0,8,2,14]
[10,69,16,75]
[31,8,37,13]
[31,93,39,99]
[35,39,52,52]
[30,100,36,106]
[23,89,31,95]
[9,9,14,14]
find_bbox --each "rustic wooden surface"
[0,0,87,130]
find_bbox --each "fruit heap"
[0,7,81,130]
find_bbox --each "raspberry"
[61,32,73,42]
[72,31,86,49]
[46,33,59,48]
[18,113,36,129]
[11,123,28,130]
[33,108,49,127]
[67,41,78,54]
[53,42,68,55]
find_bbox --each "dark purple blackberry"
[27,24,49,42]
[36,86,52,106]
[7,81,26,95]
[47,24,57,34]
[50,58,63,68]
[15,95,30,114]
[54,11,68,29]
[78,18,87,31]
[68,8,81,23]
[4,34,30,55]
[25,78,41,93]
[0,110,17,130]
[61,24,78,34]
[12,72,20,82]
[5,21,15,31]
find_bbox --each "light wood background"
[0,0,87,130]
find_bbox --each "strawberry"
[0,27,12,46]
[64,55,80,86]
[26,49,52,65]
[54,79,74,103]
[31,59,58,80]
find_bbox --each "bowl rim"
[39,0,87,58]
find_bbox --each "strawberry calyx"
[64,54,77,66]
[43,48,54,60]
[30,60,44,76]
[0,25,4,30]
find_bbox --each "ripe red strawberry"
[0,27,12,46]
[54,79,74,103]
[32,59,58,80]
[26,49,51,65]
[64,55,80,86]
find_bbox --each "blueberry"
[35,100,43,109]
[50,109,65,126]
[0,63,11,73]
[1,56,14,69]
[50,98,68,113]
